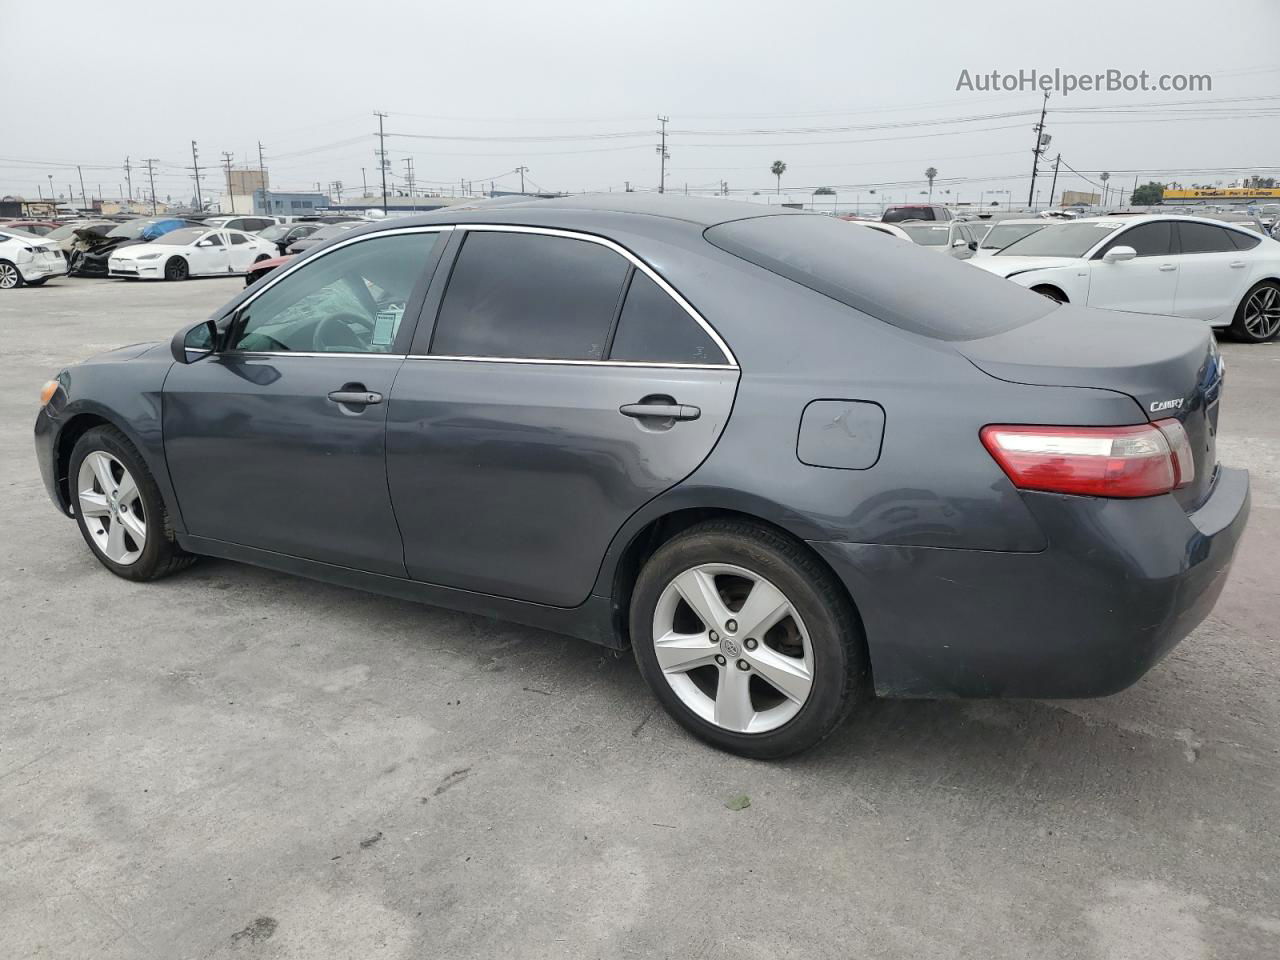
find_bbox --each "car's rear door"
[1172,221,1255,321]
[163,227,448,575]
[386,226,739,607]
[1087,220,1178,314]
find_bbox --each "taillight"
[981,420,1194,498]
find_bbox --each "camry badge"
[1150,398,1185,413]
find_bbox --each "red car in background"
[244,253,293,287]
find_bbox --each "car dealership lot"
[2,279,1279,958]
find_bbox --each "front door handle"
[620,401,700,421]
[328,389,383,405]
[1158,263,1177,272]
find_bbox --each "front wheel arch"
[1030,284,1069,304]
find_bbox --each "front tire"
[0,260,23,288]
[630,519,867,758]
[1230,281,1280,343]
[69,426,194,581]
[164,256,189,281]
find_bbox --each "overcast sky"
[3,0,1278,208]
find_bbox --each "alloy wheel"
[0,263,19,288]
[651,563,814,734]
[77,451,146,565]
[1243,286,1280,340]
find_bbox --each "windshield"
[995,221,1123,257]
[979,223,1044,250]
[155,227,206,246]
[899,224,950,246]
[705,214,1053,341]
[106,220,154,239]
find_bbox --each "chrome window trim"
[219,351,408,360]
[445,223,739,368]
[405,355,735,371]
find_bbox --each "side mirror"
[1102,245,1137,263]
[170,318,219,364]
[195,239,213,247]
[952,239,968,248]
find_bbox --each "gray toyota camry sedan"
[34,195,1250,758]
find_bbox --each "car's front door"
[163,228,448,575]
[1087,220,1178,315]
[187,230,229,276]
[386,227,739,607]
[1173,221,1255,321]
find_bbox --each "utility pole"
[189,141,204,212]
[331,181,343,204]
[123,157,133,203]
[257,141,269,216]
[221,152,236,213]
[361,167,368,198]
[1026,92,1049,209]
[516,165,528,194]
[1047,153,1061,209]
[143,158,159,215]
[76,164,88,212]
[1131,172,1139,208]
[656,115,670,193]
[373,111,389,214]
[403,158,415,210]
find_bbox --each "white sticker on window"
[372,306,403,346]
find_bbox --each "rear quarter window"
[705,214,1054,341]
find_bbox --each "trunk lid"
[959,303,1223,510]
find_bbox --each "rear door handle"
[620,402,700,421]
[1158,263,1177,272]
[1229,260,1246,269]
[328,389,383,405]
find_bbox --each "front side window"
[608,270,724,365]
[430,231,629,360]
[230,231,439,354]
[1099,222,1174,258]
[1178,222,1237,254]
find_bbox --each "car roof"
[374,193,798,231]
[982,218,1045,225]
[1070,213,1264,233]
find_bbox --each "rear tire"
[1230,280,1280,343]
[69,426,194,582]
[630,519,868,758]
[0,260,23,288]
[164,256,189,281]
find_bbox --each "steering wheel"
[312,313,372,352]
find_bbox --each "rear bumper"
[811,466,1250,699]
[21,257,68,281]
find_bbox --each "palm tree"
[925,167,938,201]
[771,160,787,195]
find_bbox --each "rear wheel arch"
[607,506,870,668]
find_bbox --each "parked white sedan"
[972,215,1280,342]
[0,229,69,289]
[108,227,275,281]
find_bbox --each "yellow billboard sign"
[1163,188,1280,199]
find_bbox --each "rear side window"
[1226,229,1261,250]
[431,231,629,360]
[1101,222,1174,258]
[608,271,724,365]
[1178,222,1237,254]
[706,214,1054,341]
[229,233,248,245]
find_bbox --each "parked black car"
[33,195,1249,757]
[283,220,362,255]
[70,218,204,277]
[258,222,324,256]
